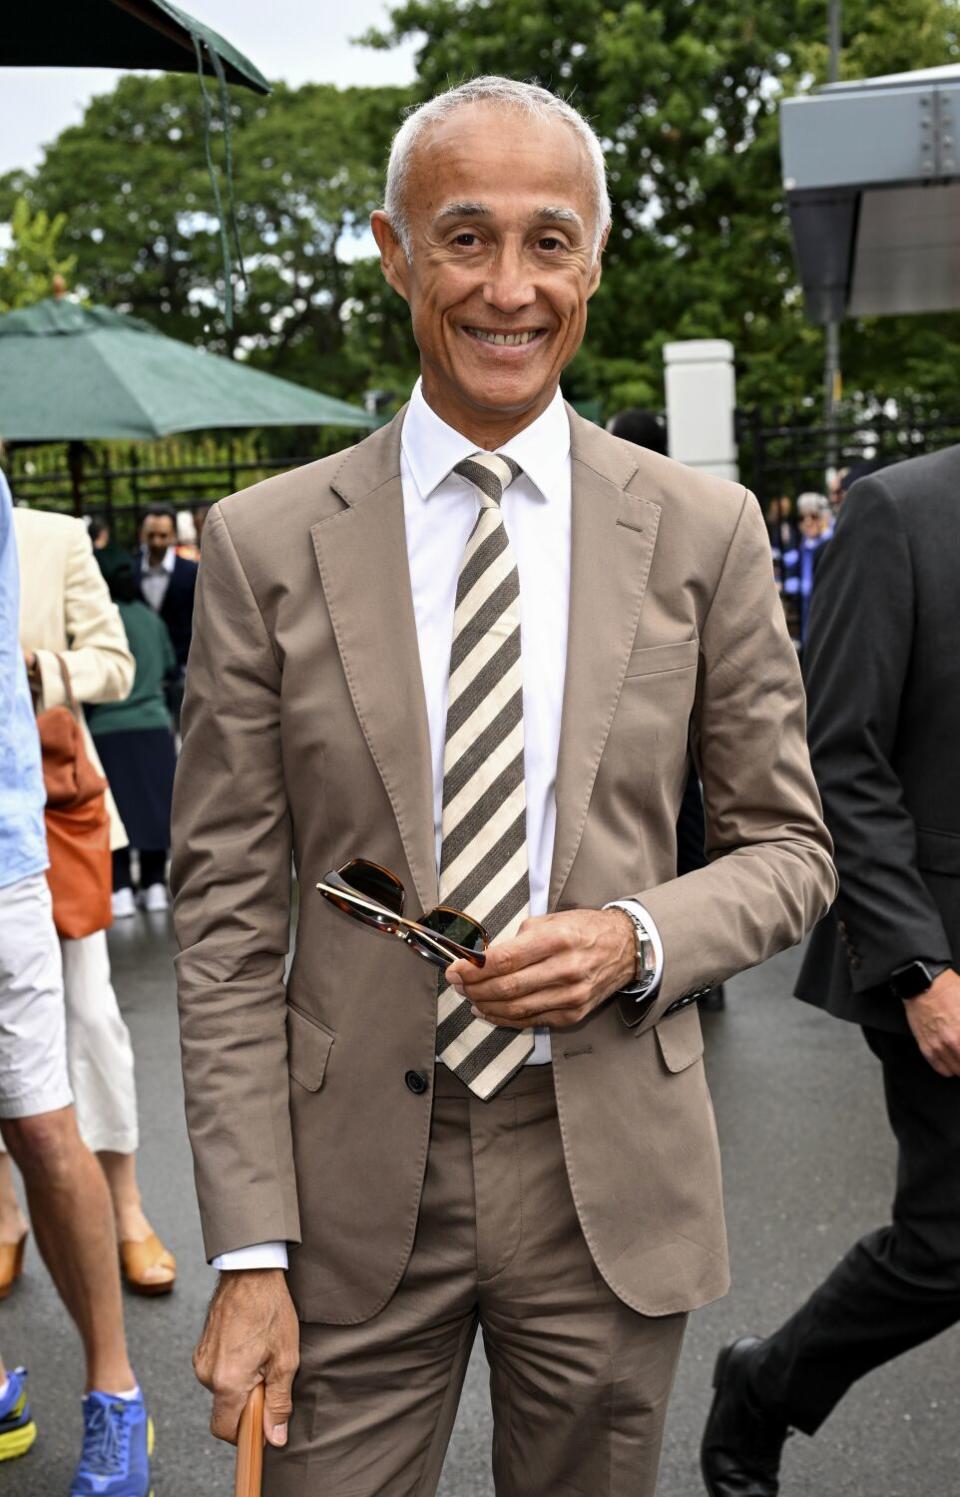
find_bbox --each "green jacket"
[88,600,176,736]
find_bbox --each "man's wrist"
[604,900,663,997]
[890,959,952,1001]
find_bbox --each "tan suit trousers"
[264,1063,686,1497]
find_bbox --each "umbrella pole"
[67,440,84,517]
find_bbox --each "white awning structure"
[780,65,960,323]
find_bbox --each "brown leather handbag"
[36,655,113,940]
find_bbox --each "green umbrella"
[0,298,375,441]
[7,0,269,93]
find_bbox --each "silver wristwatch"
[607,901,659,999]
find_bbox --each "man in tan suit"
[172,77,836,1495]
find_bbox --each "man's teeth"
[469,329,540,346]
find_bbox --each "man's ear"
[371,211,411,303]
[586,222,611,300]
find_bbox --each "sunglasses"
[316,859,488,970]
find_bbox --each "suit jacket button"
[405,1069,429,1096]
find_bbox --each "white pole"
[663,339,738,482]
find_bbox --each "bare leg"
[98,1150,174,1289]
[0,1155,28,1245]
[2,1108,134,1393]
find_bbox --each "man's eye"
[453,233,481,247]
[537,236,565,252]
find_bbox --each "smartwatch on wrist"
[889,959,951,1001]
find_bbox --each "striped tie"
[436,452,535,1099]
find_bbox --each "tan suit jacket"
[14,507,134,851]
[172,408,836,1322]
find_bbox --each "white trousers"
[0,877,138,1152]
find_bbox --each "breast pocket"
[624,637,700,679]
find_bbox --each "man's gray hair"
[384,76,612,259]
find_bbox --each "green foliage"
[0,76,410,386]
[0,197,76,312]
[364,0,960,413]
[3,3,960,417]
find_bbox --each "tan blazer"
[14,507,134,851]
[172,409,836,1322]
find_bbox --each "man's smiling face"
[372,103,607,445]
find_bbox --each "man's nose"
[482,243,537,313]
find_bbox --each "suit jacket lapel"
[549,409,662,909]
[310,409,439,913]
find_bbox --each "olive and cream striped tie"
[436,452,535,1100]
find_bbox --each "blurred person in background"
[134,504,198,728]
[781,492,833,652]
[702,447,960,1495]
[0,471,153,1492]
[2,502,176,1296]
[89,552,179,917]
[828,466,849,512]
[765,495,797,594]
[192,502,211,549]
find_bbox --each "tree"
[364,0,960,414]
[0,76,411,395]
[0,197,75,312]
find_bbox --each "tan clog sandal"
[119,1232,176,1296]
[0,1230,27,1300]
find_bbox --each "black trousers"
[753,1025,960,1434]
[112,846,167,891]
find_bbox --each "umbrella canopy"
[7,0,270,93]
[0,299,375,441]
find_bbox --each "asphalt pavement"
[2,914,957,1496]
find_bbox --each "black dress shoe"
[701,1336,791,1496]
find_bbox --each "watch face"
[892,961,932,1000]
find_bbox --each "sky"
[0,0,419,177]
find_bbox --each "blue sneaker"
[71,1388,153,1496]
[0,1366,37,1461]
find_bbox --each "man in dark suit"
[701,446,960,1493]
[134,505,198,673]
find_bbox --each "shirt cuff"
[34,650,69,710]
[604,899,664,997]
[212,1242,289,1272]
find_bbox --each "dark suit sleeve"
[803,476,952,990]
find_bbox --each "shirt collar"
[401,379,570,503]
[141,544,176,575]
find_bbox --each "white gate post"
[663,339,738,482]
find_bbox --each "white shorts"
[0,873,73,1119]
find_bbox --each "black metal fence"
[737,402,960,508]
[8,405,960,544]
[4,429,357,546]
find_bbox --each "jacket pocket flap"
[286,1004,335,1092]
[625,637,699,678]
[655,1006,705,1073]
[916,827,960,876]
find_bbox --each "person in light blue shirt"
[0,469,153,1493]
[0,468,47,890]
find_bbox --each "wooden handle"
[234,1384,265,1497]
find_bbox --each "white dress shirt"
[213,382,663,1271]
[139,544,175,611]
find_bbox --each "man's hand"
[193,1268,299,1448]
[904,968,960,1078]
[445,908,636,1030]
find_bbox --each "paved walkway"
[2,917,956,1495]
